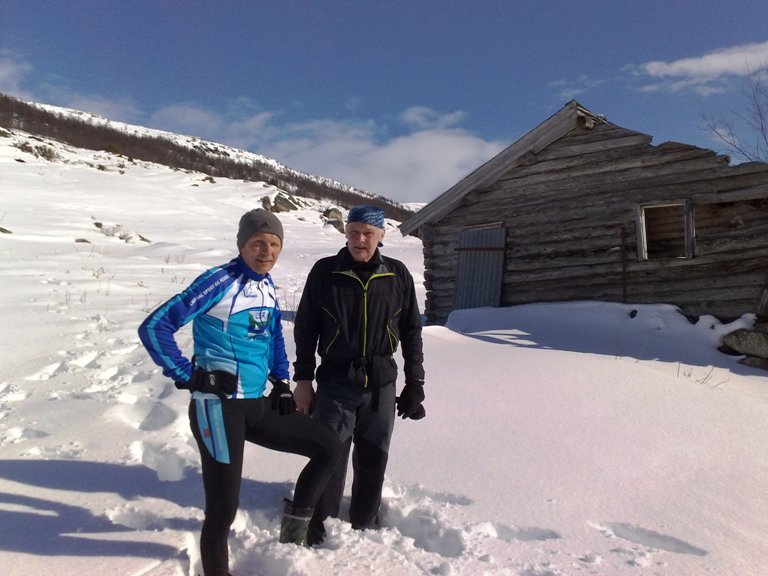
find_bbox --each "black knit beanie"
[236,209,284,249]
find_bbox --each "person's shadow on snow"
[0,459,291,559]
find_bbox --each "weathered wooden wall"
[420,122,768,324]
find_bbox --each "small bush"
[35,144,61,162]
[12,140,61,161]
[13,141,34,154]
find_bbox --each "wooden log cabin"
[399,100,768,325]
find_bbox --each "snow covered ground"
[2,129,768,576]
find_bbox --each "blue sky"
[2,0,767,203]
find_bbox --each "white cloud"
[549,75,606,101]
[399,106,465,130]
[225,111,278,150]
[361,129,505,203]
[636,41,768,94]
[266,119,505,203]
[0,51,34,99]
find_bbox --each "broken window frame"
[635,200,695,261]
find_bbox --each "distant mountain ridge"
[0,92,414,221]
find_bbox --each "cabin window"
[636,201,694,260]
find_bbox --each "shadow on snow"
[0,459,291,560]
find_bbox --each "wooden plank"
[544,143,713,171]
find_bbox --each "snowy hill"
[0,93,415,221]
[2,127,768,576]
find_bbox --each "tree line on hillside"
[0,93,414,221]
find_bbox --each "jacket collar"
[235,255,272,282]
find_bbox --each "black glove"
[175,368,237,400]
[396,383,426,420]
[268,375,296,416]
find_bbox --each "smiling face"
[239,232,282,275]
[345,221,385,263]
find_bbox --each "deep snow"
[2,128,768,576]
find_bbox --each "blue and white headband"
[347,205,385,229]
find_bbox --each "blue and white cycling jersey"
[138,255,289,398]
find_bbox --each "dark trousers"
[190,396,341,576]
[311,380,396,531]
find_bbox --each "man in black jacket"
[293,204,426,546]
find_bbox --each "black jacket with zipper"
[293,247,424,388]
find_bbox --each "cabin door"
[454,224,506,310]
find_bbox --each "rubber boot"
[306,514,326,546]
[279,499,313,546]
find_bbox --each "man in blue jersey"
[293,205,426,546]
[139,209,340,575]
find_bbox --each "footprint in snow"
[607,522,707,556]
[379,483,560,560]
[67,350,101,369]
[46,389,93,401]
[22,441,85,459]
[382,499,466,557]
[478,521,561,543]
[590,521,707,560]
[24,362,62,381]
[0,383,29,403]
[0,385,27,425]
[107,341,140,356]
[109,398,178,432]
[3,426,49,446]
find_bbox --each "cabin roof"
[399,100,607,236]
